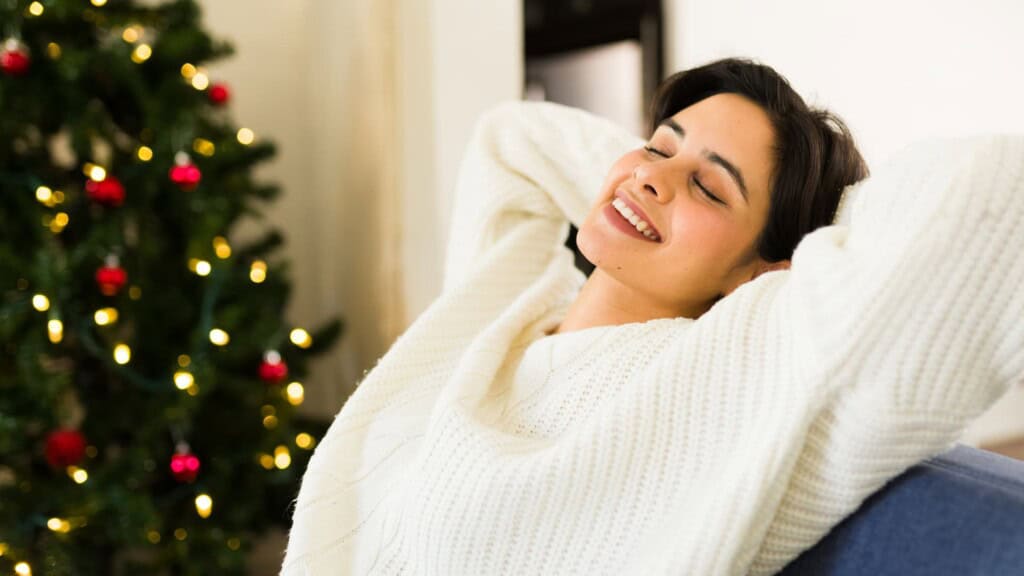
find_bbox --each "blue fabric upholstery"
[778,443,1024,575]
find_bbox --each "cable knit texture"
[280,100,1024,575]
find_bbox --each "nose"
[632,161,674,203]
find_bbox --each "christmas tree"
[0,0,342,573]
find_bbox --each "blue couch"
[779,443,1024,575]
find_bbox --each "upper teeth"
[612,198,658,240]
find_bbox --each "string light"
[47,517,71,533]
[28,2,43,16]
[295,433,315,449]
[285,382,304,406]
[180,63,197,78]
[122,26,143,43]
[94,308,118,325]
[212,236,231,259]
[113,343,131,365]
[0,541,7,556]
[174,528,187,541]
[49,212,69,234]
[249,260,266,283]
[258,453,275,470]
[137,146,153,161]
[274,445,291,469]
[173,371,194,390]
[32,294,50,312]
[289,328,312,349]
[194,494,213,519]
[192,138,215,157]
[189,258,212,276]
[236,128,255,145]
[147,530,161,544]
[191,71,209,90]
[91,0,108,6]
[48,319,63,343]
[177,354,191,367]
[227,537,241,550]
[35,185,52,203]
[209,328,229,346]
[83,163,107,181]
[67,466,88,483]
[14,561,31,576]
[131,44,152,64]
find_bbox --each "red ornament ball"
[208,82,231,105]
[95,264,128,296]
[45,428,87,469]
[169,152,201,191]
[85,175,126,206]
[170,451,201,483]
[1,39,30,77]
[259,350,288,384]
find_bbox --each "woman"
[281,58,1023,575]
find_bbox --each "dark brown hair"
[650,57,869,262]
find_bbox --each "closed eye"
[643,145,667,158]
[693,176,725,205]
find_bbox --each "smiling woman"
[281,58,1024,576]
[566,58,870,333]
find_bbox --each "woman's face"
[576,92,780,318]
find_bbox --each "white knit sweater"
[280,101,1024,575]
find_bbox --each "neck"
[549,267,708,336]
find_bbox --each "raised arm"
[742,134,1024,574]
[441,100,643,294]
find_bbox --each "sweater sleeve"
[441,100,644,295]
[744,135,1024,575]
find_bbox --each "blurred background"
[13,0,1017,572]
[202,0,1024,451]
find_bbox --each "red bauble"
[170,450,201,483]
[95,261,128,296]
[259,350,288,384]
[208,83,230,105]
[169,152,201,191]
[85,175,126,206]
[45,428,87,469]
[1,39,31,77]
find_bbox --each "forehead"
[665,93,776,200]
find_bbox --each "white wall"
[399,0,524,322]
[664,0,1024,446]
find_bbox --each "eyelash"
[642,145,725,205]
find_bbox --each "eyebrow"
[659,118,750,205]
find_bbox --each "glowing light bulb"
[137,146,153,161]
[28,2,44,16]
[191,71,209,90]
[295,432,315,449]
[209,328,229,346]
[285,382,304,406]
[213,236,231,259]
[131,44,152,64]
[249,260,266,283]
[94,307,118,325]
[274,445,291,469]
[237,128,255,145]
[48,319,63,343]
[67,466,88,484]
[113,343,131,364]
[14,561,31,576]
[174,371,194,390]
[289,328,312,349]
[35,186,52,203]
[195,494,213,518]
[32,294,50,312]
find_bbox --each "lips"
[614,190,661,239]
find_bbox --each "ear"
[752,258,791,280]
